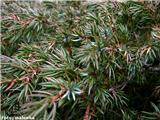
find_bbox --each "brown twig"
[4,79,17,92]
[51,86,65,104]
[83,104,91,120]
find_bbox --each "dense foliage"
[1,1,160,120]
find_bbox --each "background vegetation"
[1,1,160,120]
